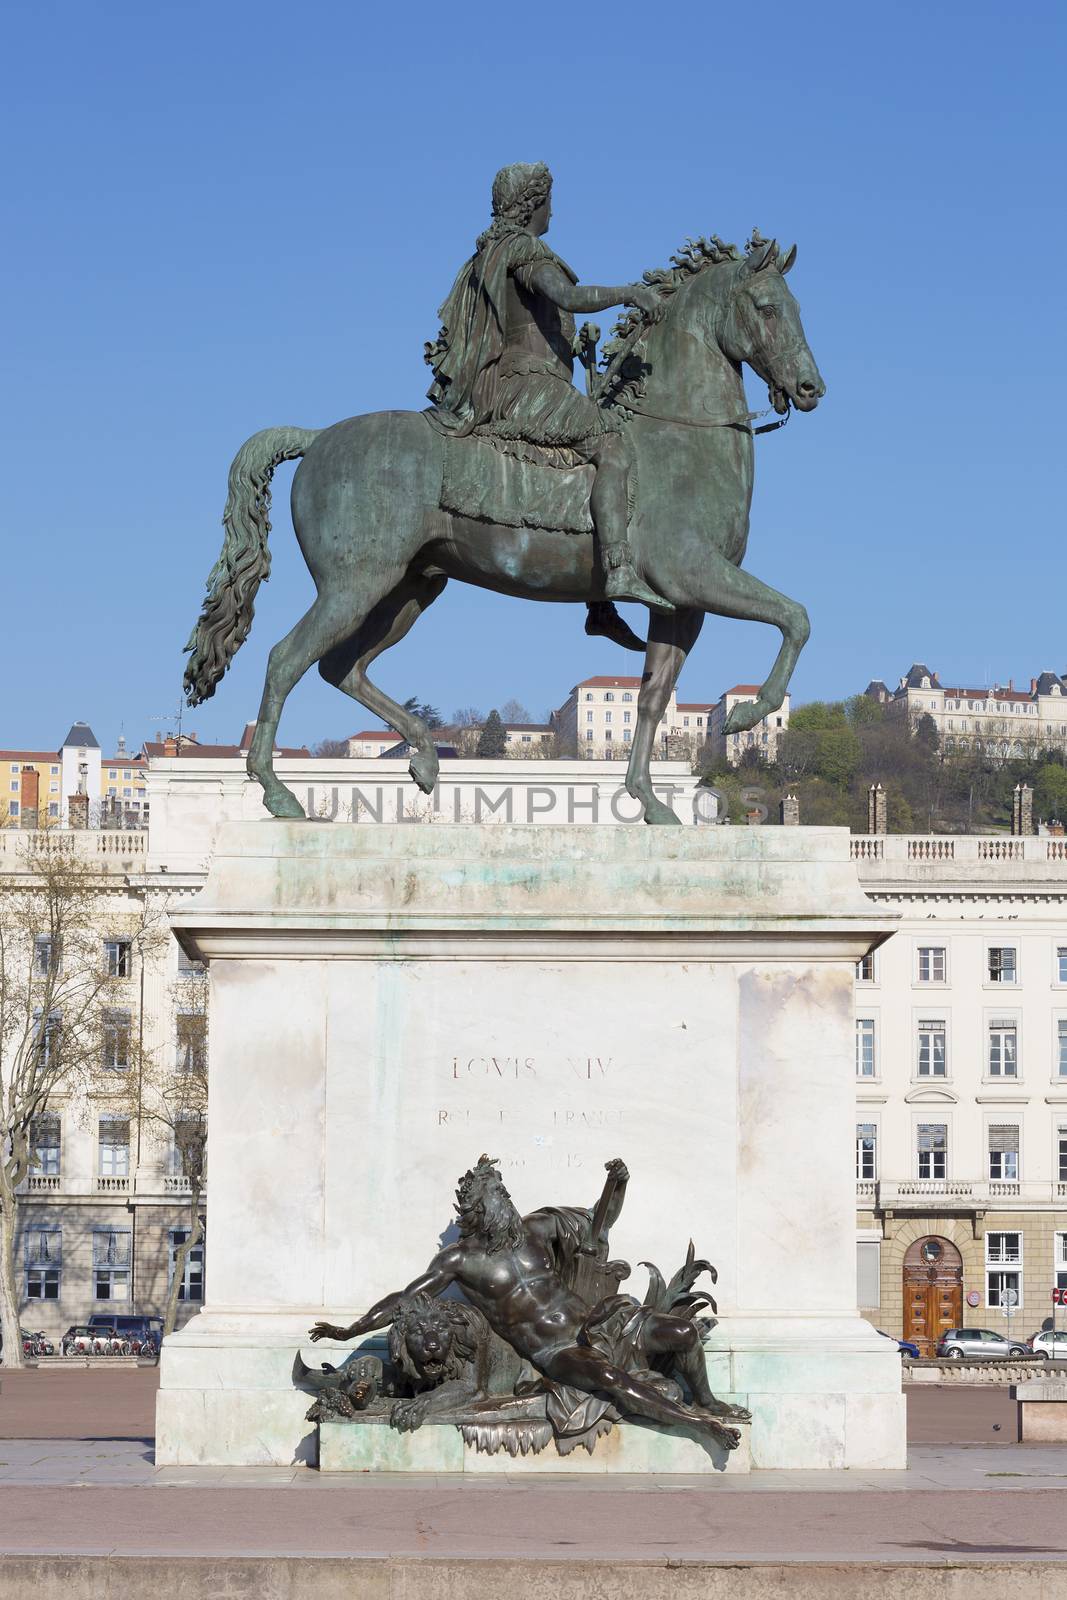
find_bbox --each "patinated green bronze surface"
[184,163,824,824]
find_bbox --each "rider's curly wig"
[476,162,552,249]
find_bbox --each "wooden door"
[902,1236,963,1357]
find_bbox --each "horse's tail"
[183,425,321,706]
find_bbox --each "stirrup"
[604,563,675,614]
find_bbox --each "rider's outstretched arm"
[526,262,655,317]
[309,1249,458,1342]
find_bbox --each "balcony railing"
[850,833,1067,867]
[163,1175,192,1194]
[26,1174,61,1192]
[95,1175,130,1193]
[0,828,146,859]
[861,1178,1067,1207]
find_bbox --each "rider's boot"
[584,601,646,653]
[602,541,675,614]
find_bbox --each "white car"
[1030,1330,1067,1359]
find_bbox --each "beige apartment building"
[552,675,714,758]
[706,684,791,767]
[866,664,1067,758]
[2,825,204,1342]
[852,832,1067,1353]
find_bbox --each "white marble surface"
[158,823,903,1469]
[318,1418,750,1475]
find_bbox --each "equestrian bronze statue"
[184,162,824,824]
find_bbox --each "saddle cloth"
[439,431,594,535]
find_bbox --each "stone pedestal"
[156,823,904,1469]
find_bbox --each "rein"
[623,399,791,435]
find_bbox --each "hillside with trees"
[699,696,1067,833]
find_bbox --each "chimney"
[745,808,763,826]
[1012,783,1034,837]
[1008,679,1014,691]
[68,791,89,830]
[780,793,800,827]
[19,766,39,830]
[1031,678,1038,696]
[163,735,178,757]
[867,783,887,835]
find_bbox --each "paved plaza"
[1,1371,1066,1576]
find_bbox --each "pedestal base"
[318,1417,750,1475]
[158,824,902,1470]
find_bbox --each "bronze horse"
[184,233,824,824]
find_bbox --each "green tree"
[476,710,508,758]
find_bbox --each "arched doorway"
[903,1236,963,1356]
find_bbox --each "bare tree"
[312,738,350,759]
[0,838,162,1367]
[500,698,532,725]
[150,973,207,1335]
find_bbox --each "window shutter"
[988,1125,1019,1153]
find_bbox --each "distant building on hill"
[866,665,1067,759]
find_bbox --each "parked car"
[877,1330,920,1358]
[61,1324,98,1356]
[87,1313,164,1357]
[1028,1329,1067,1359]
[936,1327,1029,1359]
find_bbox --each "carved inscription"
[437,1054,621,1167]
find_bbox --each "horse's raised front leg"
[626,608,704,825]
[706,557,810,736]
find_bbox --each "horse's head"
[718,237,825,415]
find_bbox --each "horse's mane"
[600,231,762,411]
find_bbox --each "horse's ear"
[742,238,778,276]
[779,243,797,275]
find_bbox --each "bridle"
[620,286,800,436]
[623,398,791,435]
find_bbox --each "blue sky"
[3,1,1064,752]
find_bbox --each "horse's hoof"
[642,797,683,825]
[263,786,306,820]
[723,697,773,737]
[409,753,438,795]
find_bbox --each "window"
[101,1009,131,1070]
[176,1012,206,1074]
[103,939,132,979]
[604,711,612,724]
[109,769,117,780]
[917,1021,947,1077]
[34,935,57,976]
[623,711,631,724]
[92,1228,131,1300]
[856,1019,876,1077]
[604,692,614,702]
[986,1231,1022,1310]
[988,1020,1018,1078]
[917,946,946,983]
[584,693,592,702]
[48,803,58,818]
[29,1116,60,1177]
[1059,1020,1067,1079]
[917,1123,947,1180]
[622,692,632,702]
[856,952,876,983]
[50,765,58,776]
[623,729,631,741]
[988,1124,1019,1181]
[1056,1232,1067,1296]
[586,711,593,722]
[9,802,18,816]
[98,1117,130,1177]
[170,1229,204,1302]
[585,730,593,741]
[34,1009,61,1068]
[604,729,612,742]
[24,1227,61,1299]
[1060,1126,1067,1185]
[1058,948,1067,985]
[856,1123,877,1179]
[988,947,1017,984]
